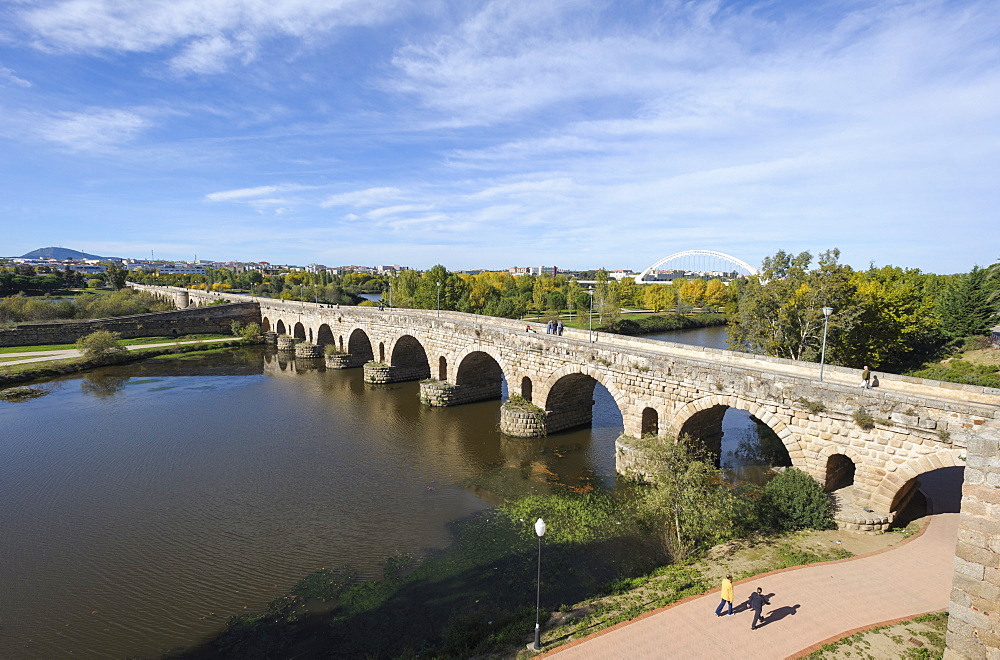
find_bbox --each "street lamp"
[587,288,595,342]
[436,281,442,317]
[528,517,547,652]
[819,306,834,381]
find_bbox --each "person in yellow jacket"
[715,574,735,616]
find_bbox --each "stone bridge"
[133,283,1000,532]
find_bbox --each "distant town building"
[509,266,558,276]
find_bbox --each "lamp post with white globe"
[528,517,546,652]
[819,306,834,381]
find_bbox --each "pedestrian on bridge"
[861,365,872,389]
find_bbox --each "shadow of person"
[762,603,800,626]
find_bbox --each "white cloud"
[170,35,243,75]
[0,64,32,87]
[206,185,279,201]
[16,0,408,73]
[365,204,434,220]
[321,187,405,208]
[36,107,148,150]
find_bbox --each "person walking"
[748,586,770,629]
[557,320,564,336]
[715,574,734,617]
[861,365,871,389]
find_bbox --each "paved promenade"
[546,468,962,660]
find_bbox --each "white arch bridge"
[635,250,759,283]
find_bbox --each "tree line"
[726,249,1000,373]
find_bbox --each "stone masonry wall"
[945,428,1000,659]
[0,303,260,347]
[420,380,502,407]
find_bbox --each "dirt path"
[543,469,961,660]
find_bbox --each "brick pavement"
[544,468,962,660]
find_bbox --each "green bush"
[853,407,875,430]
[230,321,262,344]
[75,330,127,359]
[758,468,834,532]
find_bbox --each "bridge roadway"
[133,285,1000,528]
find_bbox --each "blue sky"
[1,0,997,273]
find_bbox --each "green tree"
[832,266,943,372]
[103,262,128,290]
[76,330,127,360]
[632,437,756,560]
[937,266,996,339]
[728,249,856,361]
[594,269,620,325]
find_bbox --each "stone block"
[954,556,987,581]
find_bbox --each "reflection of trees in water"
[81,374,130,398]
[733,420,792,468]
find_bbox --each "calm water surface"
[1,324,767,658]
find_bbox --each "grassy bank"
[0,337,240,388]
[803,611,947,659]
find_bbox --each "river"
[0,323,768,658]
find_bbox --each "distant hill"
[19,247,122,260]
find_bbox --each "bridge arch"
[538,365,629,435]
[869,449,965,514]
[453,349,507,403]
[347,328,375,363]
[275,319,286,335]
[292,322,306,341]
[635,249,759,283]
[261,316,271,333]
[389,335,431,380]
[317,324,334,346]
[668,395,800,469]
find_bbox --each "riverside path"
[544,468,962,659]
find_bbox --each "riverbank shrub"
[229,321,262,344]
[0,289,174,324]
[758,468,835,532]
[75,330,126,360]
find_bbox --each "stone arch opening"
[870,452,965,518]
[543,372,624,435]
[825,454,856,492]
[641,407,659,436]
[338,335,344,352]
[261,317,271,332]
[308,327,314,343]
[275,319,286,335]
[452,351,506,403]
[317,324,334,346]
[439,356,448,381]
[347,329,375,363]
[521,376,533,402]
[676,404,792,476]
[379,342,385,362]
[389,335,430,380]
[292,322,306,340]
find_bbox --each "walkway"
[0,337,239,366]
[545,469,962,659]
